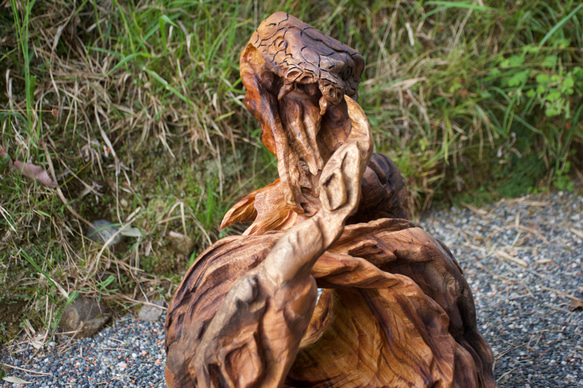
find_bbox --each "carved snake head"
[250,12,364,113]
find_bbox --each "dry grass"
[0,0,258,345]
[0,0,582,348]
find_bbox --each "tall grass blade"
[537,3,583,51]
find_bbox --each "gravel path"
[422,191,583,387]
[1,315,167,387]
[2,192,582,387]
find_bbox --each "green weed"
[1,0,582,346]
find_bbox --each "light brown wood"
[165,12,494,388]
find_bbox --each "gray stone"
[168,231,195,255]
[59,296,111,337]
[87,219,122,245]
[137,300,164,322]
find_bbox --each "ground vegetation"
[0,0,581,353]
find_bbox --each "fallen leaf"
[11,159,58,188]
[0,146,57,188]
[120,226,143,237]
[571,297,583,312]
[3,376,32,384]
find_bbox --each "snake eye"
[342,66,352,80]
[274,36,288,51]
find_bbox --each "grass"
[0,0,582,350]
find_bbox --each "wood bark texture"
[165,12,494,388]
